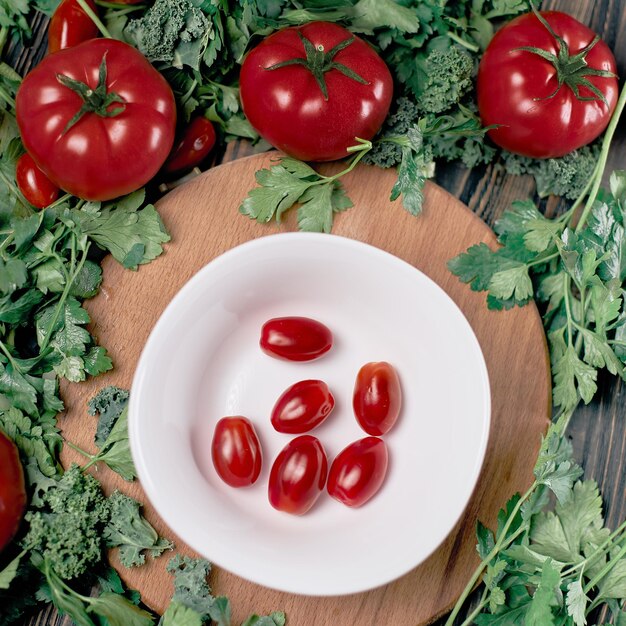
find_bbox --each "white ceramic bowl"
[129,233,490,596]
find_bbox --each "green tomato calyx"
[265,30,369,101]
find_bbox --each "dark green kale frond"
[22,465,110,580]
[363,97,420,168]
[503,144,601,200]
[417,46,474,114]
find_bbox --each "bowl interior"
[130,233,490,595]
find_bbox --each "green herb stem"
[0,27,7,59]
[64,439,96,464]
[561,518,626,578]
[447,30,480,53]
[45,193,72,210]
[458,595,489,626]
[564,274,574,346]
[444,488,534,626]
[76,0,113,39]
[0,338,21,372]
[39,242,90,354]
[584,539,626,594]
[316,138,372,185]
[575,83,626,232]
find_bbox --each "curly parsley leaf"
[104,491,173,567]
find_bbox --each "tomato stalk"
[515,5,616,104]
[56,54,126,134]
[266,31,369,101]
[75,0,112,39]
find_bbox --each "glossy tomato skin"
[16,39,176,201]
[353,362,402,436]
[268,435,328,515]
[327,437,388,507]
[477,11,618,158]
[164,116,217,174]
[211,417,263,488]
[0,430,27,553]
[48,0,99,54]
[240,21,393,161]
[271,379,335,434]
[16,153,60,208]
[260,317,333,362]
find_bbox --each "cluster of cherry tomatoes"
[210,316,402,515]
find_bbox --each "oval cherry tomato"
[353,362,402,436]
[260,317,333,362]
[240,21,393,162]
[477,10,618,158]
[271,379,335,434]
[164,116,217,174]
[0,430,27,553]
[47,0,99,54]
[16,39,176,201]
[268,435,327,515]
[211,416,262,488]
[327,437,388,508]
[16,153,60,209]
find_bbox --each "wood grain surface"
[55,153,550,625]
[14,1,626,625]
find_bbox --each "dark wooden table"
[13,0,626,624]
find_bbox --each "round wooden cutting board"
[59,152,550,625]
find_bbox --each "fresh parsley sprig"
[446,75,626,626]
[239,138,371,232]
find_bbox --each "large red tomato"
[47,0,99,54]
[0,430,27,553]
[477,11,618,158]
[16,39,176,200]
[240,22,393,162]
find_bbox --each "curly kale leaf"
[23,465,110,580]
[88,386,129,448]
[417,46,474,114]
[124,0,210,70]
[104,491,173,567]
[503,144,601,200]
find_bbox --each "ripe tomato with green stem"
[16,153,60,208]
[16,38,176,201]
[477,9,618,158]
[240,21,393,162]
[0,430,27,553]
[47,0,99,54]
